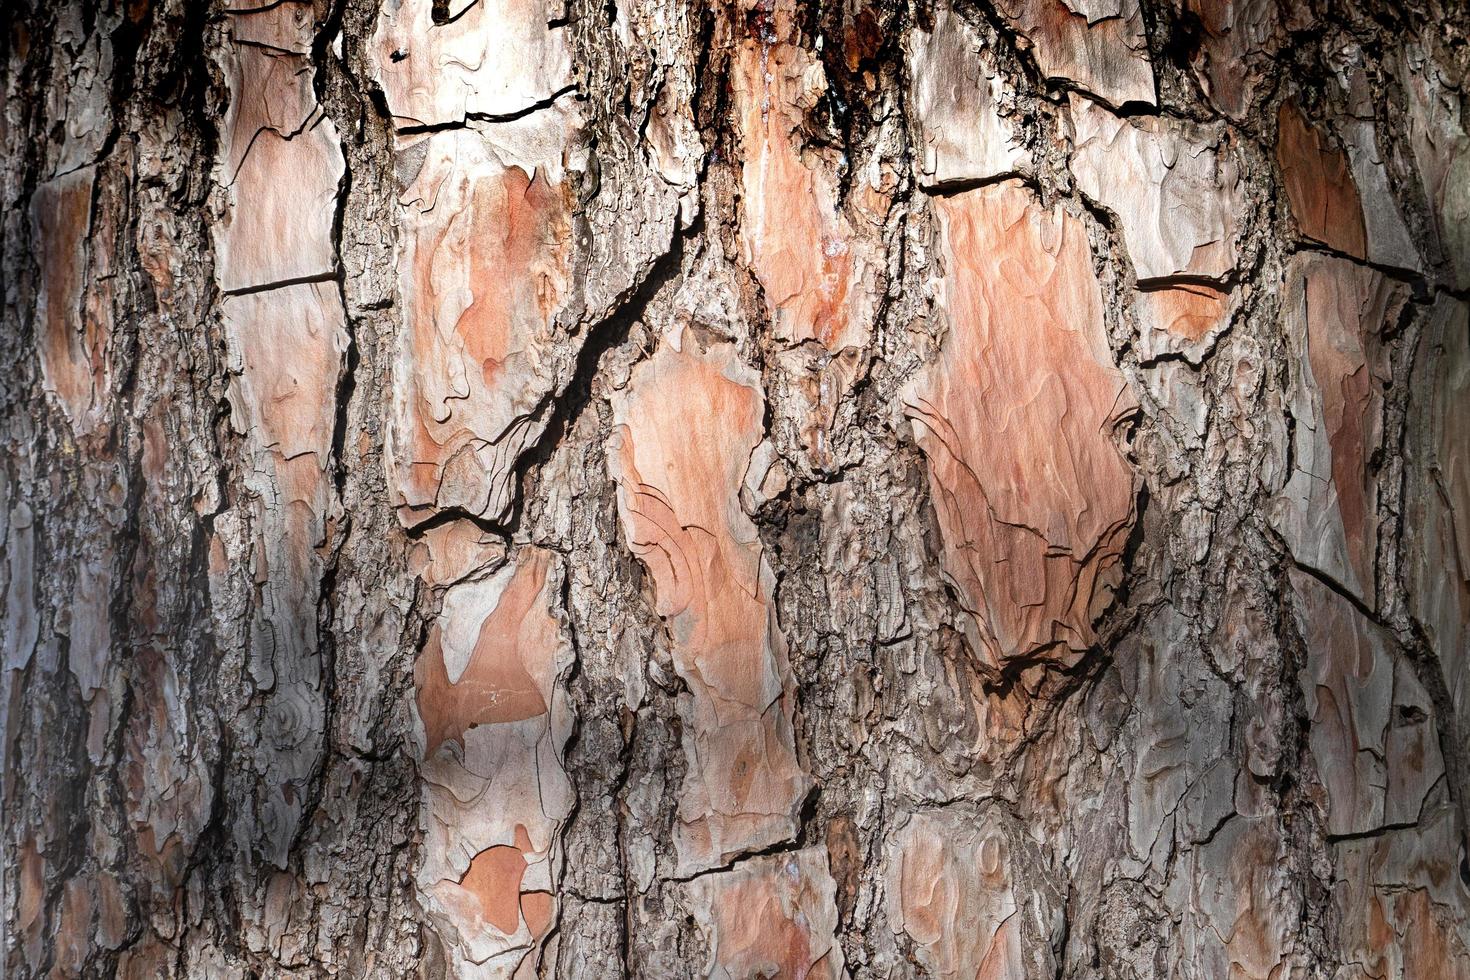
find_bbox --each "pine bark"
[3,0,1470,977]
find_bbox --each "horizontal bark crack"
[393,84,580,135]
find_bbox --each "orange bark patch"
[34,167,111,436]
[825,814,861,919]
[1278,101,1367,258]
[95,872,128,951]
[447,167,566,375]
[905,182,1136,669]
[887,810,1020,978]
[1218,819,1289,978]
[393,132,571,522]
[52,876,96,977]
[459,837,530,936]
[687,848,843,979]
[117,937,175,980]
[16,838,49,969]
[1274,254,1404,604]
[220,283,345,688]
[215,118,344,293]
[222,282,346,464]
[1138,284,1231,342]
[219,41,316,179]
[713,878,811,975]
[228,2,314,55]
[1305,269,1374,584]
[413,545,572,970]
[18,838,43,934]
[732,38,873,351]
[611,338,808,870]
[1398,890,1460,980]
[408,520,506,587]
[614,344,770,708]
[416,547,557,756]
[520,890,554,939]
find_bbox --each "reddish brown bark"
[3,0,1470,977]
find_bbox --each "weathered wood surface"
[4,0,1470,977]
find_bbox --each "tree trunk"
[4,0,1470,976]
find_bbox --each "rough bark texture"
[4,0,1470,977]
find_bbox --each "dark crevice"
[1136,271,1238,292]
[220,269,340,298]
[398,502,515,540]
[391,84,579,135]
[1324,819,1424,844]
[1286,555,1389,633]
[498,207,702,535]
[660,829,810,885]
[919,169,1040,197]
[1287,239,1452,300]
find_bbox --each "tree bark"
[4,0,1470,976]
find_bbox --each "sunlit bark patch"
[610,333,809,874]
[1137,285,1230,343]
[904,181,1137,670]
[417,546,573,975]
[212,0,349,862]
[212,1,344,297]
[886,808,1027,979]
[731,6,878,353]
[906,3,1029,189]
[388,130,572,525]
[1070,95,1241,283]
[1134,283,1236,368]
[218,28,316,179]
[416,546,558,756]
[221,282,346,688]
[455,830,532,937]
[10,1,1470,973]
[993,0,1155,109]
[226,0,315,54]
[683,847,844,979]
[370,0,573,129]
